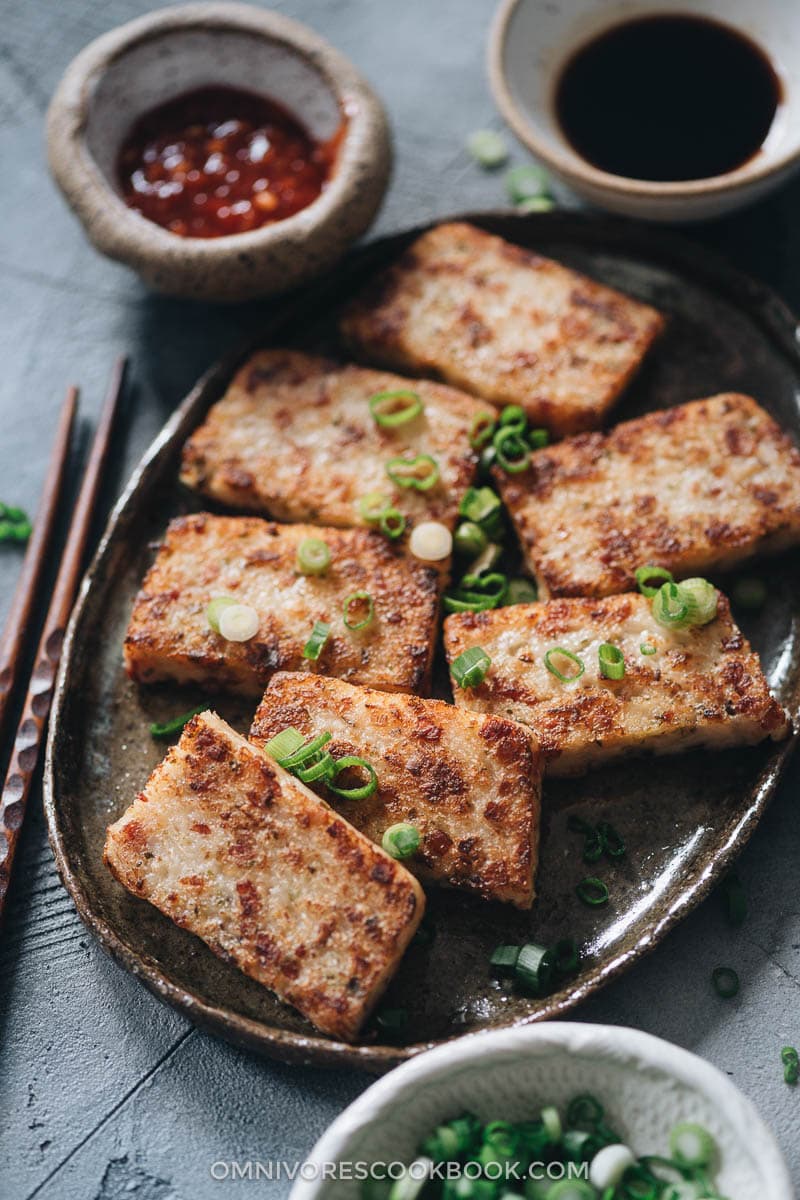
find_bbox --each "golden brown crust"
[341,222,664,437]
[124,513,441,697]
[497,393,800,598]
[180,349,490,531]
[250,673,542,908]
[444,592,789,775]
[103,712,425,1041]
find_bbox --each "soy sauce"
[555,15,781,182]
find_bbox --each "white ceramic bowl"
[46,3,391,301]
[489,0,800,222]
[291,1024,792,1200]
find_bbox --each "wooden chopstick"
[0,357,127,917]
[0,386,78,748]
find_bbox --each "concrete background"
[1,2,799,1198]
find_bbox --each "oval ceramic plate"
[45,213,800,1071]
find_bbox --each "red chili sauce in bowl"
[117,85,341,238]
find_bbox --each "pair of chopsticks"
[0,358,127,920]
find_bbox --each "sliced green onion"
[205,595,238,633]
[469,411,497,449]
[327,755,378,800]
[218,603,259,642]
[387,1159,431,1200]
[577,877,609,906]
[450,646,491,688]
[479,444,497,479]
[459,486,503,534]
[781,1046,799,1085]
[582,830,604,864]
[652,581,690,627]
[721,871,746,927]
[0,504,32,544]
[489,944,520,977]
[295,751,336,784]
[149,705,206,740]
[376,1007,409,1038]
[598,642,625,680]
[544,647,585,682]
[493,426,530,473]
[302,620,330,661]
[506,577,538,605]
[454,521,488,559]
[263,727,305,763]
[461,571,508,604]
[553,937,580,977]
[297,537,331,575]
[409,521,452,562]
[506,163,549,203]
[386,453,440,491]
[468,542,504,578]
[598,821,626,859]
[566,1094,604,1129]
[540,1105,562,1143]
[358,492,391,524]
[467,129,509,168]
[515,942,553,994]
[635,564,674,597]
[711,966,739,999]
[382,822,421,859]
[528,428,549,450]
[640,643,657,655]
[679,577,719,626]
[669,1123,717,1169]
[499,404,527,432]
[516,196,555,213]
[443,591,498,614]
[369,389,424,428]
[380,508,406,540]
[732,576,767,610]
[281,731,333,770]
[344,590,374,630]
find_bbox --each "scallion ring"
[343,590,374,631]
[652,581,690,627]
[295,751,336,784]
[450,645,491,688]
[493,426,530,473]
[582,830,604,864]
[489,944,520,977]
[442,591,496,614]
[635,564,674,597]
[566,1094,604,1130]
[540,1105,562,1143]
[386,453,440,491]
[669,1123,717,1169]
[380,508,406,540]
[458,485,503,533]
[461,571,508,604]
[598,642,625,680]
[454,520,488,559]
[297,537,331,576]
[679,577,719,626]
[467,128,509,168]
[263,727,305,763]
[576,877,609,906]
[382,822,421,859]
[711,966,739,999]
[598,820,626,859]
[528,428,549,449]
[327,755,378,800]
[205,595,238,633]
[368,389,423,428]
[781,1046,799,1085]
[506,163,550,203]
[149,705,206,740]
[358,492,391,524]
[544,647,585,683]
[640,643,657,655]
[469,411,497,450]
[499,404,527,432]
[280,732,333,770]
[515,942,554,995]
[302,620,330,661]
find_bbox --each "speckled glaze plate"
[44,213,800,1072]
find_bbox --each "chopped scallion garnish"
[149,705,206,740]
[781,1046,799,1086]
[598,642,625,680]
[467,542,503,579]
[506,163,550,203]
[499,404,527,432]
[297,537,331,575]
[295,751,336,784]
[652,581,690,627]
[576,876,609,906]
[597,821,626,859]
[380,508,406,540]
[467,129,509,169]
[327,755,378,800]
[205,595,237,633]
[369,389,423,428]
[454,520,488,559]
[461,571,508,604]
[280,731,333,770]
[516,195,555,213]
[640,643,657,655]
[493,426,530,473]
[544,647,585,683]
[358,492,391,524]
[302,620,330,661]
[450,646,491,689]
[679,577,719,626]
[382,822,421,859]
[711,965,739,999]
[540,1105,562,1143]
[528,428,549,449]
[343,590,374,630]
[635,564,674,597]
[489,944,520,977]
[263,727,305,763]
[0,504,32,544]
[566,1094,604,1129]
[469,412,497,449]
[459,486,503,535]
[386,453,440,491]
[515,942,553,994]
[669,1123,717,1169]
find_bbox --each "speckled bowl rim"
[46,1,390,265]
[43,211,800,1074]
[488,0,800,200]
[290,1024,792,1200]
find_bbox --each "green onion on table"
[0,503,32,544]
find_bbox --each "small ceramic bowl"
[489,0,800,222]
[290,1024,791,1200]
[46,2,391,301]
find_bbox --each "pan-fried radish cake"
[496,393,800,599]
[180,349,492,532]
[124,514,441,697]
[250,673,543,908]
[444,591,789,776]
[104,712,425,1041]
[340,222,664,437]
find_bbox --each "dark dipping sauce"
[117,85,340,238]
[555,15,781,182]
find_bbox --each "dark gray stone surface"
[1,2,799,1198]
